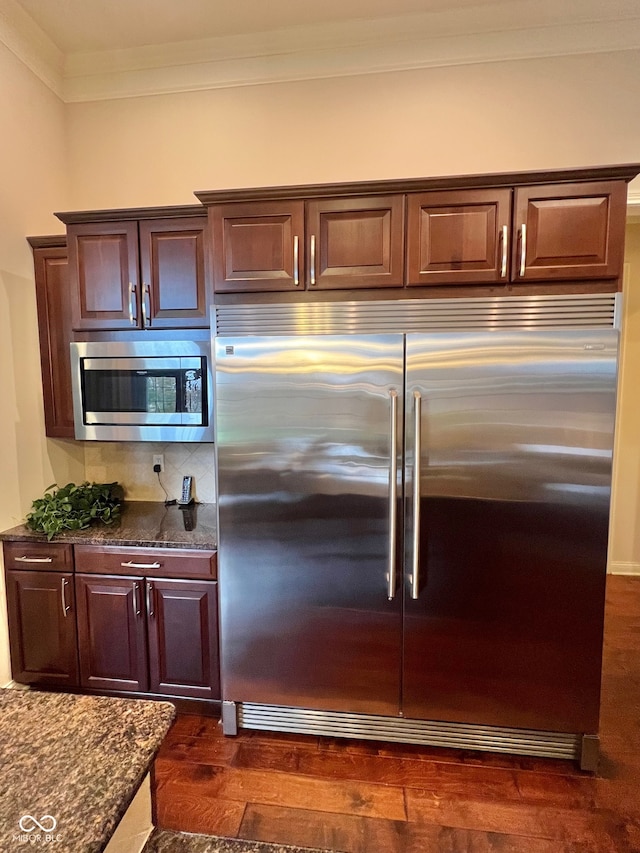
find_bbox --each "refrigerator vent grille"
[216,293,619,336]
[238,703,581,760]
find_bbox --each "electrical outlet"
[153,454,164,473]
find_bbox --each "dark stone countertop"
[0,688,175,852]
[0,501,217,550]
[144,830,337,853]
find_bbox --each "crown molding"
[62,15,640,103]
[2,0,640,103]
[627,188,640,223]
[0,0,63,97]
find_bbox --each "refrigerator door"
[403,330,618,733]
[215,334,404,715]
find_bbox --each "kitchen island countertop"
[0,501,217,550]
[0,688,175,852]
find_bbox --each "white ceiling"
[1,0,640,103]
[14,0,507,53]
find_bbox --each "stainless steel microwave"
[70,339,214,441]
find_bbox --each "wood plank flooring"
[153,575,640,852]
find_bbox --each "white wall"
[610,223,640,574]
[65,50,640,210]
[0,40,82,686]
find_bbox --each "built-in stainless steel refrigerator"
[213,295,619,768]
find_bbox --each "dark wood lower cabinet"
[75,574,148,692]
[147,579,220,700]
[75,573,219,700]
[5,570,78,686]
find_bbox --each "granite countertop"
[145,830,337,853]
[0,501,217,550]
[0,688,175,852]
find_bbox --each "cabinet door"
[513,181,627,281]
[32,244,75,438]
[68,221,140,329]
[307,196,405,289]
[139,217,210,328]
[76,574,148,692]
[406,189,512,286]
[6,570,78,686]
[147,579,220,700]
[211,201,305,292]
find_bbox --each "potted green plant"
[25,482,123,541]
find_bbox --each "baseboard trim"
[608,561,640,575]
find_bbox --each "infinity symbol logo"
[19,815,57,832]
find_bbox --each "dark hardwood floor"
[153,575,640,852]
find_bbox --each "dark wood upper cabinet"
[5,569,78,687]
[513,181,627,281]
[147,578,220,700]
[211,200,305,292]
[406,189,512,286]
[30,239,74,438]
[407,181,627,287]
[75,574,149,692]
[138,217,209,327]
[211,195,405,292]
[306,196,405,290]
[65,213,209,330]
[199,166,637,295]
[68,220,139,330]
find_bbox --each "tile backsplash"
[84,442,216,504]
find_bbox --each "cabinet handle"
[500,225,508,278]
[142,283,151,327]
[293,236,300,286]
[411,390,422,601]
[120,560,161,569]
[519,223,527,277]
[128,282,137,325]
[310,234,316,286]
[132,581,142,617]
[146,581,155,618]
[16,555,53,563]
[387,389,398,601]
[60,577,70,617]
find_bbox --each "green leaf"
[25,481,123,540]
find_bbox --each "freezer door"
[403,330,618,733]
[215,334,404,715]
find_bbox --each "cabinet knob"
[60,577,71,617]
[132,581,142,618]
[146,581,155,618]
[128,282,137,325]
[500,225,508,279]
[142,283,151,327]
[16,555,53,563]
[293,236,300,287]
[310,234,316,286]
[518,223,527,277]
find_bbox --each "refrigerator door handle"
[411,390,422,600]
[387,389,398,600]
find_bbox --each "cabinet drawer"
[3,541,74,572]
[73,545,217,579]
